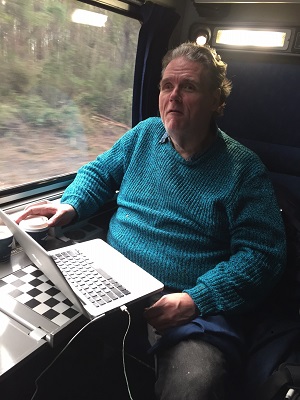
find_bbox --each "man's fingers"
[15,205,56,223]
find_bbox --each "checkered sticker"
[0,265,80,326]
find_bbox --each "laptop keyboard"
[52,249,131,308]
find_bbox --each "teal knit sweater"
[61,117,286,316]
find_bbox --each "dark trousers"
[156,338,229,400]
[148,325,240,400]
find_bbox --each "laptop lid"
[0,208,164,319]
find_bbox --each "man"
[16,42,286,399]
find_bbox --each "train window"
[0,0,140,199]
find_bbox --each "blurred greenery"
[0,0,139,133]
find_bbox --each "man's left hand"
[144,293,198,333]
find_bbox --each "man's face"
[159,57,220,137]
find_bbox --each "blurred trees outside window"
[0,0,140,190]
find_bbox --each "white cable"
[31,307,133,400]
[120,305,134,400]
[30,314,104,400]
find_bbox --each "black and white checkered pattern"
[0,265,79,326]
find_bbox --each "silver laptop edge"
[0,208,164,320]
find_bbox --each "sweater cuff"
[183,284,214,316]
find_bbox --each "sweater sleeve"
[184,167,286,315]
[60,125,138,220]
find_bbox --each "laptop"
[0,208,163,320]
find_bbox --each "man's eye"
[183,84,195,91]
[161,83,173,91]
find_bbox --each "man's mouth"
[167,109,182,114]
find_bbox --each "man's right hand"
[15,201,77,227]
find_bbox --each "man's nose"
[169,86,181,101]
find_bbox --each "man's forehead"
[161,59,208,84]
[162,57,207,80]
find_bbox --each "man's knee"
[155,338,229,400]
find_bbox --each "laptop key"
[111,288,124,298]
[106,291,118,300]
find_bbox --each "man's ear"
[211,87,221,111]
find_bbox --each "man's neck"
[169,126,217,160]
